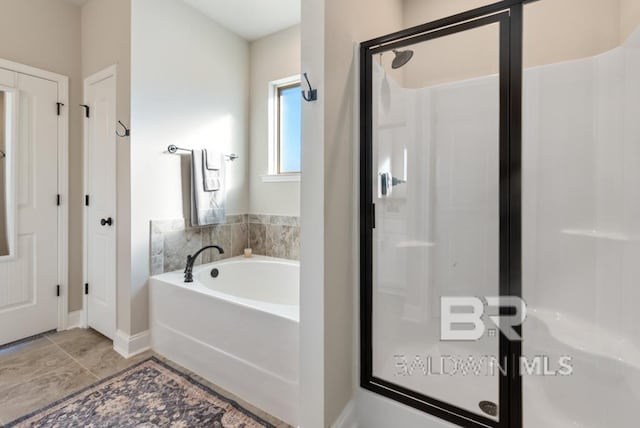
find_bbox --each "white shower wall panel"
[370,30,640,426]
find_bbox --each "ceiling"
[183,0,300,41]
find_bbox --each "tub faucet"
[184,245,224,283]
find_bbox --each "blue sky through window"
[279,85,301,173]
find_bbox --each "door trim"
[0,58,69,332]
[81,65,117,329]
[359,1,535,427]
[361,13,510,428]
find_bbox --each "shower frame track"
[359,1,539,427]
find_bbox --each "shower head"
[391,49,414,69]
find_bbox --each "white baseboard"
[66,311,82,329]
[113,329,150,358]
[332,400,357,428]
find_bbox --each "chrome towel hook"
[301,72,318,102]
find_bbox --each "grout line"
[0,343,63,394]
[45,336,100,380]
[0,330,57,352]
[0,354,94,404]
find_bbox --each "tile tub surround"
[151,214,300,275]
[151,215,248,275]
[248,214,300,260]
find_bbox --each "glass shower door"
[361,9,517,427]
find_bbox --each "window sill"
[261,174,301,183]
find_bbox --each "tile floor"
[0,328,291,427]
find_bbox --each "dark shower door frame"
[359,1,538,427]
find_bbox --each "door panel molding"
[0,58,69,340]
[82,65,117,339]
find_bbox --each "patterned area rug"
[6,357,275,427]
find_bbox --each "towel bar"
[167,145,238,161]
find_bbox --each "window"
[277,83,301,173]
[266,76,301,181]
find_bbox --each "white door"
[0,72,60,345]
[85,68,116,339]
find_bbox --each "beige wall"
[403,0,496,26]
[249,25,301,217]
[402,0,640,89]
[0,0,82,310]
[299,0,404,425]
[621,0,640,42]
[404,0,626,65]
[403,0,625,88]
[0,92,6,256]
[299,0,326,424]
[81,0,132,328]
[522,0,620,68]
[323,0,404,422]
[131,0,250,335]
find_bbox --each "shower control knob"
[100,217,113,226]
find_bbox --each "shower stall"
[359,1,640,427]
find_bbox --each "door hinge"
[80,104,90,118]
[56,285,61,297]
[57,194,61,206]
[56,102,64,116]
[85,283,89,295]
[372,203,376,229]
[85,195,90,206]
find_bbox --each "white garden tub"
[149,256,299,425]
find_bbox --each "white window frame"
[263,74,301,183]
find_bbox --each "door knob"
[100,217,113,226]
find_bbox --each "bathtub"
[150,256,299,425]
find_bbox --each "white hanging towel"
[203,149,221,191]
[191,149,225,226]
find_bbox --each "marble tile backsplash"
[248,214,301,261]
[151,214,300,275]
